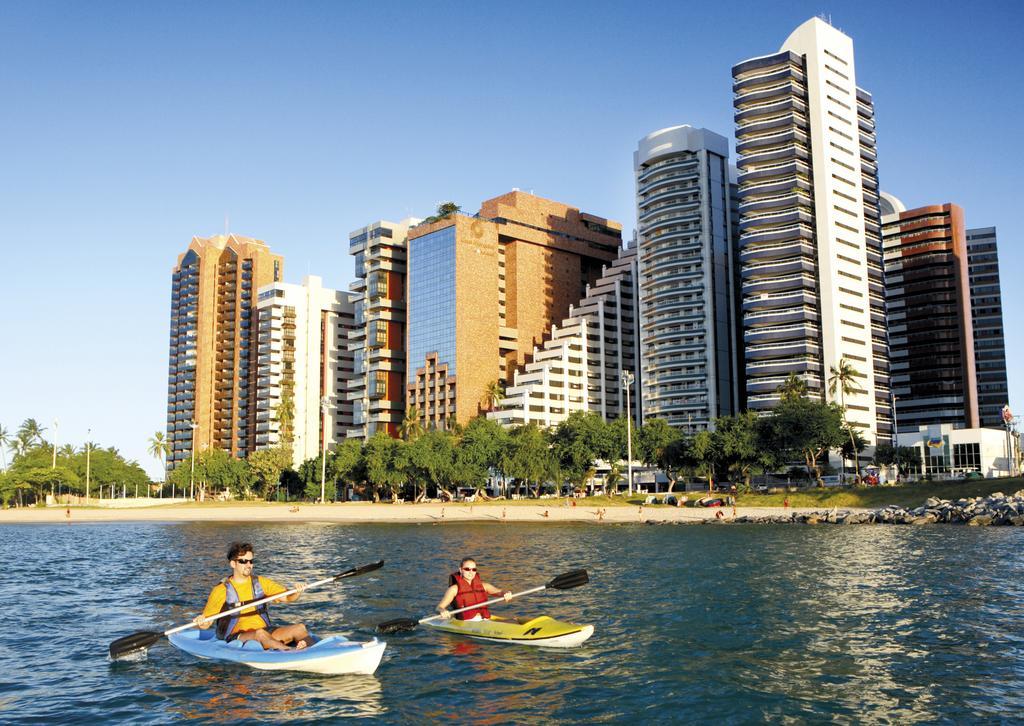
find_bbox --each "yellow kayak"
[426,615,593,648]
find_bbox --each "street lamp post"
[85,428,91,503]
[891,393,899,481]
[320,396,330,504]
[1001,406,1015,477]
[51,418,59,500]
[189,420,198,501]
[621,371,635,497]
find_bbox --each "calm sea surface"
[1,521,1023,724]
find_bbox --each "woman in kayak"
[192,542,309,651]
[436,558,512,621]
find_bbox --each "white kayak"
[168,629,386,675]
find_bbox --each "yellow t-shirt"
[202,576,288,634]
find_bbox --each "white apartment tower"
[634,126,741,431]
[346,218,419,439]
[254,276,356,467]
[489,246,640,428]
[732,17,892,444]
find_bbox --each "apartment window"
[371,372,387,399]
[925,452,949,476]
[953,443,981,471]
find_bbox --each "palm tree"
[17,418,46,446]
[148,431,169,479]
[777,372,808,402]
[437,202,460,218]
[0,425,9,471]
[274,390,296,445]
[10,433,31,460]
[483,380,505,412]
[422,202,462,225]
[829,358,863,483]
[398,406,424,442]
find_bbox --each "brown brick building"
[166,234,282,470]
[882,199,978,430]
[406,192,622,429]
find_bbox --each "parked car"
[961,471,984,481]
[713,482,737,494]
[696,495,735,508]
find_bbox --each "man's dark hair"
[228,542,254,562]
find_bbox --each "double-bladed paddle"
[376,568,589,634]
[109,560,384,660]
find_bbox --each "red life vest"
[450,572,491,620]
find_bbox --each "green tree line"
[0,418,149,506]
[158,373,919,502]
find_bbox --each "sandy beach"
[0,501,859,525]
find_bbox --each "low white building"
[896,424,1017,479]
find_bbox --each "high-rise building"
[253,276,356,467]
[881,197,978,430]
[966,227,1010,427]
[732,17,892,444]
[490,245,639,428]
[346,219,419,439]
[166,234,282,470]
[634,125,741,431]
[406,191,622,429]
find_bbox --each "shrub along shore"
[2,479,1021,526]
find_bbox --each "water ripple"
[1,522,1022,723]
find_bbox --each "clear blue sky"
[2,1,1020,478]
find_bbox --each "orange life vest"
[450,572,491,620]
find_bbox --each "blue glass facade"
[407,226,457,382]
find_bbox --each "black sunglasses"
[236,558,254,564]
[462,567,477,572]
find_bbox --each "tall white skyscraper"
[634,126,740,431]
[253,276,356,467]
[732,17,891,444]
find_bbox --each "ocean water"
[1,521,1022,724]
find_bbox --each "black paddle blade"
[376,618,420,634]
[109,630,163,660]
[335,560,384,580]
[546,569,589,590]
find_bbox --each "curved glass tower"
[634,125,740,430]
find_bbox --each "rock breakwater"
[723,490,1024,526]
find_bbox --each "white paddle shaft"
[163,574,335,637]
[420,584,547,625]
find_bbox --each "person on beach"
[436,558,512,621]
[192,542,309,651]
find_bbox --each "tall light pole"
[51,418,59,469]
[85,428,91,502]
[320,396,330,504]
[891,393,899,481]
[621,370,635,497]
[51,418,59,500]
[189,420,198,501]
[1002,405,1014,477]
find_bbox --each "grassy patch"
[91,478,1024,511]
[734,477,1024,509]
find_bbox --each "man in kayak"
[192,542,309,651]
[436,558,512,621]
